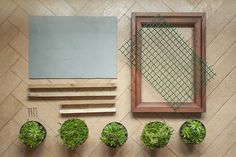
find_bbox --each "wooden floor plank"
[207,16,236,66]
[13,0,53,16]
[136,0,171,12]
[203,68,236,123]
[120,113,141,138]
[0,0,17,24]
[117,15,130,50]
[78,0,111,16]
[40,0,77,16]
[2,144,27,157]
[15,139,55,157]
[0,71,21,104]
[65,0,89,12]
[168,131,201,157]
[206,0,236,45]
[197,93,236,152]
[0,120,20,156]
[188,0,201,8]
[161,0,194,12]
[194,0,227,18]
[9,32,28,61]
[125,2,146,19]
[201,117,236,157]
[0,46,19,77]
[88,138,141,157]
[135,148,177,157]
[0,21,18,52]
[101,0,135,19]
[8,8,29,37]
[10,57,30,83]
[224,143,236,157]
[207,42,236,95]
[0,95,22,129]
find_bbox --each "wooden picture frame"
[131,12,206,113]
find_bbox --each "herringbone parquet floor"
[0,0,236,156]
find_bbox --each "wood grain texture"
[61,99,116,105]
[28,91,116,98]
[0,95,22,129]
[39,0,77,16]
[0,120,20,156]
[0,0,235,156]
[9,32,28,60]
[28,83,117,89]
[0,21,18,52]
[0,46,19,77]
[0,0,16,24]
[60,107,116,114]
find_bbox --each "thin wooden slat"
[61,99,116,105]
[60,107,116,114]
[28,91,116,97]
[28,83,117,89]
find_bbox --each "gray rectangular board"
[29,16,117,78]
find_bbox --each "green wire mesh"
[119,16,216,109]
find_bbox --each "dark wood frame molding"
[131,12,206,113]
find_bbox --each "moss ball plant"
[141,121,173,149]
[180,120,206,144]
[100,122,128,148]
[59,119,88,149]
[19,121,46,148]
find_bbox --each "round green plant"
[19,121,46,148]
[141,121,173,149]
[59,119,88,149]
[100,122,128,148]
[180,120,206,144]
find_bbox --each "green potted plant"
[100,122,128,148]
[58,118,89,149]
[141,121,173,149]
[19,121,46,148]
[180,119,206,144]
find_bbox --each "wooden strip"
[28,83,117,89]
[61,99,116,105]
[60,107,116,114]
[28,91,116,97]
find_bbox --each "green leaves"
[19,121,46,148]
[180,120,206,144]
[100,122,128,148]
[141,121,173,149]
[59,119,88,149]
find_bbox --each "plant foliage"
[141,121,173,149]
[180,120,206,144]
[19,121,46,148]
[100,122,128,147]
[59,119,88,149]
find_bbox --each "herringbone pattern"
[0,0,236,156]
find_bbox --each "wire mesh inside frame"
[119,18,216,109]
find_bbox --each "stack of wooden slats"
[28,83,117,114]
